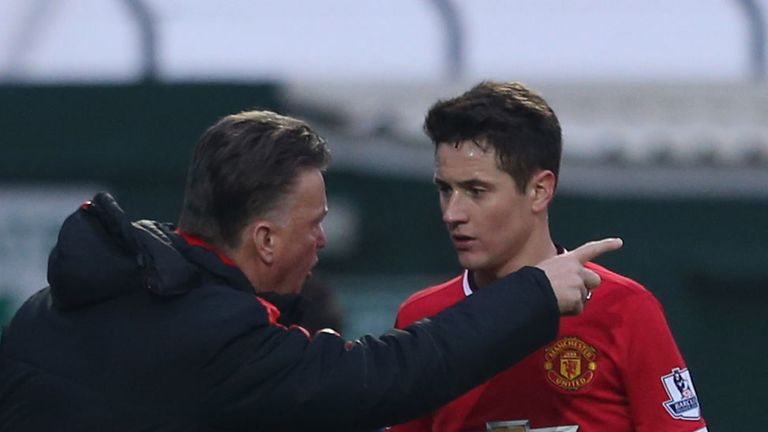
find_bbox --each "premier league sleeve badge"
[661,367,702,420]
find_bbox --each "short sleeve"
[621,294,707,432]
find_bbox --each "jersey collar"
[462,244,566,298]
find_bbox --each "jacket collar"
[172,229,308,326]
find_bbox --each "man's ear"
[529,170,556,212]
[251,220,276,264]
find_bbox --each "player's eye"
[436,184,452,196]
[467,187,485,197]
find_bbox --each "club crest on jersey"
[661,367,701,420]
[544,336,597,390]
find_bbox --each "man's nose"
[442,195,468,225]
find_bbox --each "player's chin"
[460,255,500,276]
[456,252,482,270]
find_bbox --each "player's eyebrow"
[457,179,492,189]
[433,176,493,189]
[432,176,492,189]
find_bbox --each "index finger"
[569,238,623,263]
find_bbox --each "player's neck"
[473,230,557,289]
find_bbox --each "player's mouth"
[451,234,476,250]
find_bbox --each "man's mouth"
[451,234,475,250]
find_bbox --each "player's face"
[435,141,537,282]
[269,168,328,295]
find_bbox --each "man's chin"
[457,253,480,270]
[295,274,313,295]
[458,257,496,275]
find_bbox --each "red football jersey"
[391,262,707,432]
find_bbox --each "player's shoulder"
[400,274,464,310]
[586,261,658,302]
[396,274,465,327]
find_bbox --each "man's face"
[434,140,537,281]
[269,168,328,295]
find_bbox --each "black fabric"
[0,192,559,431]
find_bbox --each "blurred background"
[1,0,767,428]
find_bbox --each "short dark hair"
[424,81,562,193]
[178,110,330,249]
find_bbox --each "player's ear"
[530,170,556,212]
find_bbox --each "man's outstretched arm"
[209,238,622,431]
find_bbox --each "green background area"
[0,83,281,219]
[1,84,765,429]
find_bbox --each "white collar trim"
[462,269,472,297]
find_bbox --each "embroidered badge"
[661,367,702,420]
[544,336,597,390]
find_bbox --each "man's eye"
[468,188,485,196]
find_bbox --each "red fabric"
[254,298,313,340]
[176,229,237,266]
[391,263,707,432]
[255,297,282,325]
